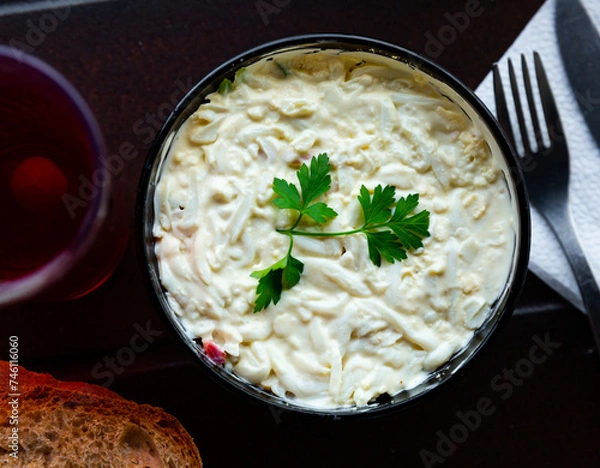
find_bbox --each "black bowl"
[136,34,531,417]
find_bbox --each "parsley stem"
[289,214,304,231]
[278,228,362,237]
[286,231,295,256]
[277,222,390,238]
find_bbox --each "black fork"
[494,52,600,355]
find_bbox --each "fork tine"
[534,52,565,146]
[493,63,515,147]
[508,58,532,155]
[521,55,544,151]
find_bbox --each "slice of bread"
[0,361,202,467]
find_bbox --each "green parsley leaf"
[390,192,420,220]
[282,254,304,290]
[298,153,335,210]
[365,230,408,266]
[272,177,302,211]
[304,202,339,224]
[358,187,430,267]
[272,153,338,224]
[250,254,288,312]
[252,268,282,312]
[250,252,304,312]
[358,184,397,227]
[388,194,431,250]
[250,255,288,281]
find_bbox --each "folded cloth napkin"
[476,0,600,312]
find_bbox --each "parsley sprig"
[272,153,339,225]
[251,153,431,312]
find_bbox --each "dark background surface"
[1,0,599,467]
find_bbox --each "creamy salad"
[153,50,517,408]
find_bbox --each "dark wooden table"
[2,1,599,466]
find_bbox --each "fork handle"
[544,206,600,353]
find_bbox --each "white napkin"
[476,0,600,312]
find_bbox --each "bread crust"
[0,361,202,467]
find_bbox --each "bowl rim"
[136,33,531,417]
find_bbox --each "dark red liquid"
[0,87,93,280]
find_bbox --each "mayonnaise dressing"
[153,50,517,408]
